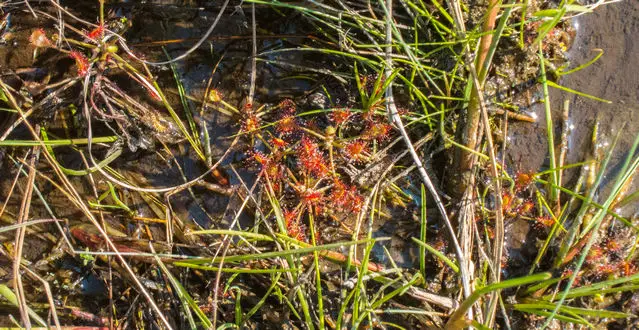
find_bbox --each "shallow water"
[501,1,639,273]
[508,1,639,211]
[563,1,639,164]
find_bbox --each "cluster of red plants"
[491,169,638,284]
[477,171,548,243]
[228,84,395,241]
[584,236,637,281]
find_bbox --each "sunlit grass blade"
[154,254,202,329]
[164,47,203,150]
[0,284,47,327]
[539,42,558,204]
[0,219,59,234]
[546,80,612,103]
[0,136,118,147]
[411,237,459,273]
[446,272,552,329]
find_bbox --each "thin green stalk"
[479,3,514,80]
[172,264,297,274]
[308,211,325,329]
[164,48,202,149]
[518,0,529,48]
[539,42,559,204]
[154,254,201,329]
[419,184,427,279]
[514,302,633,319]
[515,307,589,325]
[142,64,206,160]
[187,229,274,242]
[243,273,283,323]
[411,237,460,273]
[554,128,620,266]
[546,80,611,103]
[352,191,379,329]
[0,136,118,146]
[264,179,314,329]
[0,219,59,234]
[355,276,421,325]
[557,49,603,76]
[0,285,47,327]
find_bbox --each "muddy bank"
[508,1,639,211]
[500,1,639,281]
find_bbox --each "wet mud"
[508,1,639,185]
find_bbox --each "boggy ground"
[0,0,637,329]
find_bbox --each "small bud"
[106,45,119,53]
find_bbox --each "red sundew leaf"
[302,189,324,205]
[283,209,298,228]
[249,150,269,166]
[328,179,363,213]
[329,108,352,125]
[264,161,283,181]
[297,136,328,177]
[242,113,261,132]
[271,137,287,148]
[592,263,616,279]
[618,260,638,277]
[344,140,368,163]
[502,192,513,213]
[515,172,536,190]
[363,122,392,141]
[279,98,296,115]
[277,115,297,135]
[518,200,535,214]
[29,28,51,48]
[586,246,604,264]
[69,51,90,76]
[87,24,105,40]
[604,238,621,253]
[533,216,554,230]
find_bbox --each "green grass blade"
[446,272,552,328]
[0,284,47,327]
[539,42,558,203]
[411,237,459,273]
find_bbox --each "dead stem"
[0,77,174,329]
[445,0,506,325]
[382,0,472,304]
[13,146,39,328]
[211,165,259,327]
